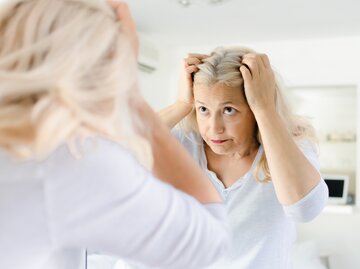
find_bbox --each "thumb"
[240,65,252,82]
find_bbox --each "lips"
[210,139,228,144]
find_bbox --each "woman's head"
[193,79,257,157]
[0,0,152,167]
[181,46,316,181]
[191,47,258,156]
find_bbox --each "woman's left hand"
[239,53,277,115]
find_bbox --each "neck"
[205,140,260,162]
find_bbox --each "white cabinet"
[289,85,358,210]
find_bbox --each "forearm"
[136,98,221,204]
[151,122,222,203]
[254,108,321,205]
[158,101,193,129]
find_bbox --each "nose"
[209,114,225,134]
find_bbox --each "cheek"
[226,125,243,139]
[196,119,205,131]
[223,119,241,133]
[196,117,208,136]
[225,117,255,137]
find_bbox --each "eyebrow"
[196,100,234,105]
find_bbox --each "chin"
[208,145,233,155]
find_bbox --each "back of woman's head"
[0,0,151,166]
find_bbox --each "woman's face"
[194,83,257,155]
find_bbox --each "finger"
[107,2,137,31]
[242,53,257,59]
[185,57,202,65]
[245,53,270,70]
[259,53,271,69]
[186,53,209,60]
[107,1,139,56]
[108,1,136,31]
[240,65,252,81]
[241,55,260,78]
[108,0,127,11]
[186,65,199,75]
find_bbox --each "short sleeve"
[171,127,186,142]
[282,139,329,223]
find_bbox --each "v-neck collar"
[199,140,263,192]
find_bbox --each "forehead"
[194,83,247,105]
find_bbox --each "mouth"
[210,139,228,144]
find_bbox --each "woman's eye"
[197,106,208,114]
[224,107,236,115]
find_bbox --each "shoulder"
[170,128,204,163]
[296,138,318,153]
[47,137,138,167]
[45,136,148,191]
[171,128,202,147]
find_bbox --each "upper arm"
[283,179,329,222]
[297,139,320,171]
[282,139,329,222]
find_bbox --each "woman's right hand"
[176,54,208,108]
[157,54,208,129]
[108,1,139,57]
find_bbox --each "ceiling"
[0,0,358,46]
[128,0,360,46]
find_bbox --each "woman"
[159,47,329,269]
[0,1,230,269]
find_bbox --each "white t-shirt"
[0,137,230,269]
[172,129,329,269]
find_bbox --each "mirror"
[87,1,360,269]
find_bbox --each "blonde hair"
[0,0,153,168]
[181,47,317,182]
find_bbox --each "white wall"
[137,34,174,110]
[139,36,360,269]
